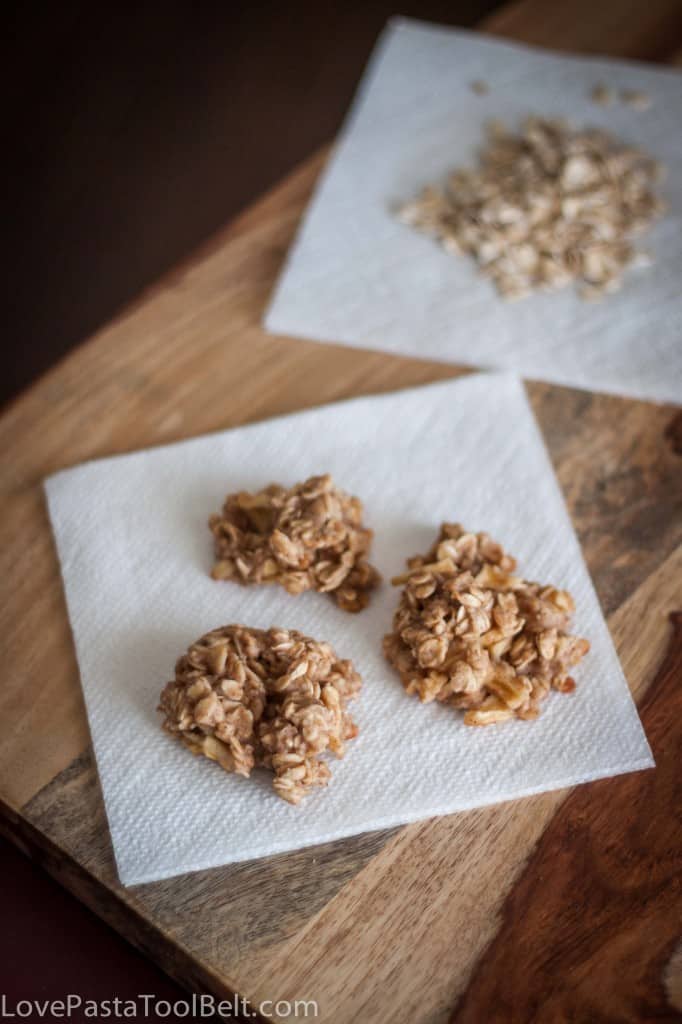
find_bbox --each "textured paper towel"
[45,374,652,886]
[265,18,682,406]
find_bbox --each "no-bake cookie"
[159,625,362,804]
[384,524,590,725]
[209,473,380,612]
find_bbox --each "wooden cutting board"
[2,2,681,1021]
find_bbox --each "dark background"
[2,2,499,1017]
[5,1,498,409]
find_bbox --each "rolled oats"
[590,83,614,106]
[620,88,652,111]
[383,523,590,725]
[397,116,664,300]
[591,84,653,111]
[209,473,380,612]
[158,624,362,804]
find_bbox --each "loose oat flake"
[590,84,653,111]
[384,524,590,725]
[398,116,665,300]
[209,473,380,612]
[620,88,652,111]
[590,83,614,106]
[159,625,362,804]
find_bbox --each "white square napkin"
[45,373,652,885]
[265,18,682,405]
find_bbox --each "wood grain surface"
[1,1,681,1021]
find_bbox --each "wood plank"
[1,1,681,1021]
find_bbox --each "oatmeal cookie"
[384,524,589,725]
[209,474,380,612]
[159,624,362,803]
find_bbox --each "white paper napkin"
[45,373,652,885]
[264,18,682,406]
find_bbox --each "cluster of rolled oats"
[209,473,380,612]
[158,625,362,804]
[383,523,590,725]
[398,116,664,300]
